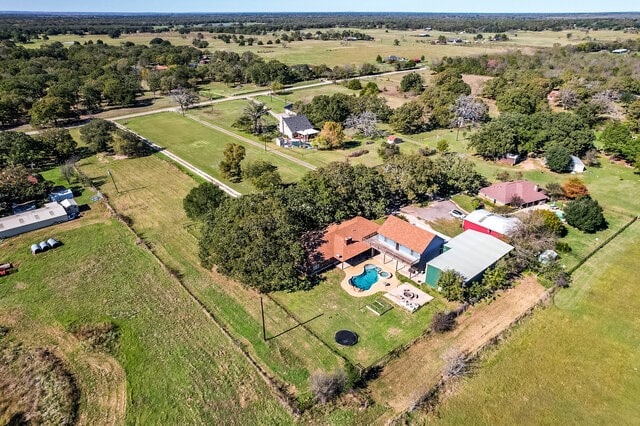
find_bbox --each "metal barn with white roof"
[424,230,514,287]
[0,202,69,239]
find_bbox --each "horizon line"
[1,10,639,15]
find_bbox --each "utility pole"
[260,297,267,341]
[107,169,120,194]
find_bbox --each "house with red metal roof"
[479,180,548,208]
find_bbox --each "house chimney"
[534,185,540,192]
[345,237,353,245]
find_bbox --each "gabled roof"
[282,114,314,134]
[316,216,380,263]
[377,215,438,254]
[428,230,513,282]
[479,180,548,205]
[464,209,520,236]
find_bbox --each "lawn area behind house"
[273,269,447,367]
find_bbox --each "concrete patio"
[339,254,403,297]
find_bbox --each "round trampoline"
[335,330,359,346]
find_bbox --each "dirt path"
[369,277,546,414]
[110,122,242,197]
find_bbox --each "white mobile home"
[0,202,69,239]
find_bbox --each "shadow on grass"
[267,312,324,341]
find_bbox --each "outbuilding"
[462,209,520,240]
[570,156,586,173]
[0,202,69,239]
[48,188,74,203]
[60,199,79,217]
[425,230,514,288]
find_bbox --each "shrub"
[309,370,346,403]
[347,149,369,158]
[344,79,362,90]
[532,209,567,237]
[564,196,607,233]
[555,241,572,253]
[430,311,457,333]
[562,177,589,199]
[545,143,572,173]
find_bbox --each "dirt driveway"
[401,200,462,223]
[368,276,547,415]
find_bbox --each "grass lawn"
[419,220,640,425]
[192,101,401,169]
[77,154,346,398]
[118,111,309,193]
[272,269,446,367]
[0,208,291,424]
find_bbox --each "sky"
[4,0,640,13]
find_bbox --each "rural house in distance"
[479,179,549,208]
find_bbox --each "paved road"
[111,122,241,198]
[184,113,317,171]
[99,66,429,123]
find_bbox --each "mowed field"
[0,205,291,424]
[118,111,311,193]
[418,220,640,425]
[77,154,350,400]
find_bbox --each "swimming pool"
[350,264,381,291]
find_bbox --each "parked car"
[449,209,466,219]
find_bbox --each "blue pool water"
[350,264,381,290]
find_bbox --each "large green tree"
[390,101,426,134]
[399,72,424,94]
[564,196,607,233]
[0,132,42,167]
[199,195,307,292]
[290,162,389,228]
[545,143,573,173]
[243,160,282,192]
[80,119,116,153]
[37,129,77,163]
[219,143,246,182]
[183,182,227,221]
[600,121,639,163]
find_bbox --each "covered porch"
[365,238,423,281]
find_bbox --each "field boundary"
[566,214,638,274]
[110,122,242,197]
[391,215,639,421]
[266,294,356,370]
[74,166,300,417]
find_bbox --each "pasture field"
[418,220,640,425]
[118,111,310,193]
[77,154,347,398]
[272,269,448,367]
[0,205,291,425]
[23,29,640,67]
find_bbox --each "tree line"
[2,13,640,43]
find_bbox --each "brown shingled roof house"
[479,180,548,208]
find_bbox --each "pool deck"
[340,255,402,298]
